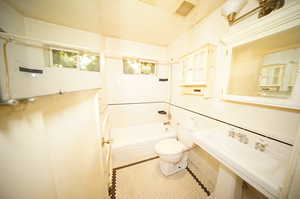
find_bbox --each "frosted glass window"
[52,49,78,68]
[141,61,155,74]
[182,56,193,83]
[193,52,206,83]
[79,55,100,72]
[50,49,100,72]
[123,58,141,74]
[123,57,156,75]
[182,52,207,84]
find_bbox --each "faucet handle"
[237,133,247,143]
[255,142,260,150]
[236,132,242,137]
[228,129,235,137]
[241,135,248,144]
[255,139,268,152]
[259,142,268,152]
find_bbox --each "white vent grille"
[175,1,195,17]
[138,0,157,6]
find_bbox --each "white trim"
[280,125,300,198]
[223,95,300,110]
[49,47,101,72]
[222,1,300,46]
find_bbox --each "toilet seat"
[155,138,186,155]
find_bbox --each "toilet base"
[159,154,188,176]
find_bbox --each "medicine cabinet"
[222,2,300,110]
[180,44,216,96]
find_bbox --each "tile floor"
[110,157,210,199]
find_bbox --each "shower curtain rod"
[0,32,101,55]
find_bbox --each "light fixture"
[221,0,248,24]
[221,0,285,25]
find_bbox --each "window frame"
[49,47,101,72]
[49,47,79,69]
[78,53,101,72]
[123,56,157,75]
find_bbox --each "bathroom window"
[123,57,156,75]
[50,48,100,72]
[51,49,78,69]
[79,54,100,72]
[141,61,155,74]
[123,57,141,74]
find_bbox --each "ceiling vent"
[138,0,157,6]
[175,0,196,17]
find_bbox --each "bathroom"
[0,0,300,199]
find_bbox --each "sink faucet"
[255,140,268,152]
[228,129,235,137]
[236,133,249,144]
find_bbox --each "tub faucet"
[163,121,170,125]
[163,121,170,131]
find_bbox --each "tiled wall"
[170,103,293,198]
[103,37,170,128]
[108,103,169,128]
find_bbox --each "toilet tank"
[177,119,197,148]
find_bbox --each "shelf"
[180,83,207,87]
[259,85,280,87]
[183,92,204,96]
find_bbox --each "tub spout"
[163,121,170,125]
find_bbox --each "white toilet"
[155,138,189,176]
[155,122,195,176]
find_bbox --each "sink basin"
[193,128,288,198]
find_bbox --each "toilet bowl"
[155,138,188,176]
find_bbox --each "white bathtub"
[111,123,176,168]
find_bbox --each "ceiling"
[4,0,226,46]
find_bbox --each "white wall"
[105,37,167,61]
[104,37,170,127]
[105,58,168,104]
[0,0,25,35]
[24,17,104,51]
[109,103,168,128]
[0,2,107,199]
[0,91,106,199]
[168,0,300,145]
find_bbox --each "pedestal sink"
[193,128,288,199]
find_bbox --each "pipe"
[0,38,18,105]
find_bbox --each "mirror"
[228,26,300,99]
